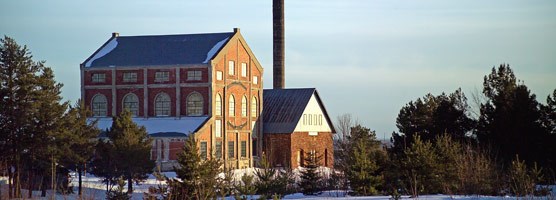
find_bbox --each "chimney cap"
[112,32,119,37]
[233,28,240,33]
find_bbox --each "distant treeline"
[333,64,556,197]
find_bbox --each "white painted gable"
[294,94,332,133]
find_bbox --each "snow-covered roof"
[92,117,209,137]
[82,32,233,68]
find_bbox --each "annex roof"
[82,32,233,68]
[92,117,208,138]
[262,88,335,134]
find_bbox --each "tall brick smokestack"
[273,0,285,89]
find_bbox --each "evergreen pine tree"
[391,89,475,156]
[91,138,120,192]
[400,135,439,197]
[108,110,155,194]
[60,100,100,196]
[170,134,221,199]
[0,36,69,198]
[28,66,68,198]
[433,134,462,194]
[299,150,323,195]
[345,125,385,196]
[107,178,131,200]
[235,173,257,199]
[477,64,550,167]
[254,153,277,198]
[217,165,237,198]
[1,36,46,198]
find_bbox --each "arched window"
[123,93,139,116]
[241,95,247,117]
[229,95,235,117]
[155,93,171,116]
[92,94,107,117]
[186,92,203,116]
[215,94,222,116]
[251,97,257,117]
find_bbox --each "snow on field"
[1,170,554,200]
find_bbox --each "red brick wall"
[115,69,143,85]
[168,138,186,160]
[84,89,112,116]
[264,132,334,169]
[180,87,209,116]
[179,68,208,83]
[84,70,112,85]
[147,69,176,84]
[148,88,176,117]
[116,88,144,116]
[264,134,291,167]
[290,132,334,168]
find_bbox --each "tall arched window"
[251,97,257,117]
[92,94,107,117]
[241,95,247,117]
[155,93,171,116]
[123,93,139,116]
[186,92,203,116]
[215,94,222,116]
[229,95,235,117]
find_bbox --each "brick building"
[82,29,263,170]
[262,88,335,168]
[82,29,335,170]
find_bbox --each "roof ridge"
[115,32,234,38]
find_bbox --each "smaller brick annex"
[262,88,335,169]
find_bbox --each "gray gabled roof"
[262,88,335,134]
[83,32,234,68]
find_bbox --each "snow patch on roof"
[85,38,118,67]
[203,37,229,63]
[92,117,208,135]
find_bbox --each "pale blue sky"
[2,0,555,138]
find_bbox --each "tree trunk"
[41,174,47,197]
[8,164,12,199]
[78,165,83,196]
[15,159,21,198]
[27,170,32,198]
[127,177,133,194]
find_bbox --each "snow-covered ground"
[1,170,554,200]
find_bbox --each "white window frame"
[253,76,258,84]
[229,95,235,117]
[92,94,108,116]
[154,93,171,116]
[215,119,222,138]
[228,61,235,75]
[155,71,170,82]
[241,95,247,117]
[251,97,257,117]
[123,93,139,116]
[216,94,222,116]
[187,70,202,81]
[216,71,223,80]
[92,73,106,83]
[186,92,203,116]
[241,62,247,77]
[123,72,137,82]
